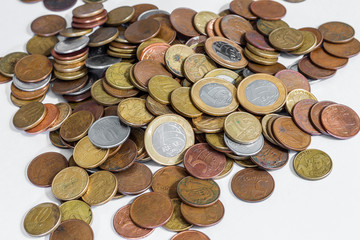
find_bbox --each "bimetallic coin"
[86,55,122,69]
[164,198,193,232]
[59,200,92,224]
[49,219,94,240]
[152,166,189,198]
[165,44,195,77]
[12,102,46,130]
[285,89,317,114]
[180,200,224,227]
[54,36,90,54]
[251,140,289,170]
[224,133,264,156]
[73,136,109,168]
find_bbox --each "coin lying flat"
[13,102,46,130]
[170,8,199,37]
[285,89,317,114]
[250,0,286,20]
[0,52,28,77]
[290,30,317,55]
[250,140,289,170]
[180,200,224,227]
[73,3,104,18]
[309,101,336,135]
[106,6,135,26]
[224,133,264,156]
[125,18,161,43]
[60,110,94,142]
[275,69,310,93]
[164,198,192,232]
[165,44,195,77]
[148,75,181,104]
[220,14,253,45]
[59,200,92,224]
[91,79,122,106]
[318,21,355,43]
[310,47,348,70]
[298,56,336,80]
[323,38,360,58]
[73,136,109,168]
[171,230,210,240]
[49,219,94,240]
[192,115,225,133]
[118,98,154,127]
[293,99,321,135]
[31,15,66,37]
[269,27,304,51]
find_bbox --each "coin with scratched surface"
[180,200,224,227]
[224,133,264,156]
[269,27,303,51]
[0,52,28,77]
[250,0,286,20]
[26,35,58,56]
[49,219,93,240]
[275,69,310,93]
[60,110,94,142]
[164,198,192,232]
[290,30,317,55]
[105,62,133,90]
[125,19,161,43]
[73,100,104,121]
[183,54,217,83]
[171,230,210,240]
[229,0,257,20]
[245,30,275,52]
[148,75,181,104]
[194,11,219,35]
[15,54,52,83]
[91,79,122,106]
[146,95,175,116]
[170,8,199,37]
[170,87,202,118]
[73,136,109,168]
[256,19,289,36]
[13,102,46,130]
[152,166,188,198]
[59,200,92,224]
[298,56,336,80]
[310,47,348,70]
[221,14,253,45]
[251,140,288,170]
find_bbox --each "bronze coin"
[60,110,94,142]
[130,3,158,22]
[72,10,108,24]
[88,27,119,47]
[275,69,310,93]
[171,230,210,240]
[152,166,188,199]
[140,42,170,65]
[103,105,118,116]
[10,94,45,108]
[323,38,360,58]
[113,205,154,239]
[170,8,199,37]
[54,61,86,73]
[26,35,59,56]
[52,47,89,61]
[14,54,52,83]
[213,17,225,37]
[299,27,323,49]
[49,219,94,240]
[248,62,286,75]
[49,130,69,149]
[72,16,108,29]
[309,101,336,134]
[318,21,355,43]
[229,0,257,20]
[245,30,276,51]
[251,140,289,170]
[220,14,253,45]
[272,116,311,151]
[133,59,172,89]
[298,56,336,80]
[266,115,286,148]
[60,136,77,149]
[26,104,60,134]
[231,168,275,202]
[31,14,66,37]
[100,139,137,172]
[321,104,360,139]
[185,35,207,53]
[250,0,286,20]
[63,90,91,102]
[11,83,48,100]
[73,3,104,18]
[184,143,226,179]
[310,47,348,70]
[0,72,11,84]
[293,99,321,136]
[180,200,224,227]
[12,102,46,130]
[73,100,104,120]
[151,16,177,44]
[124,19,161,44]
[106,6,135,26]
[114,162,152,195]
[110,41,137,49]
[130,192,173,228]
[206,18,216,37]
[102,79,139,98]
[43,0,77,12]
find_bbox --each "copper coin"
[293,99,321,136]
[73,3,104,18]
[114,162,152,195]
[0,72,11,84]
[106,6,135,26]
[250,0,286,20]
[206,18,216,37]
[266,115,286,148]
[103,105,118,116]
[100,139,137,172]
[52,47,89,61]
[180,200,224,227]
[49,219,94,240]
[272,116,311,151]
[185,35,207,53]
[152,166,188,199]
[26,104,60,134]
[43,0,77,12]
[89,27,119,47]
[51,76,88,95]
[245,30,276,51]
[73,100,104,120]
[321,104,360,139]
[298,56,336,79]
[220,14,253,45]
[151,16,177,44]
[31,15,66,37]
[72,10,108,24]
[110,41,137,49]
[14,54,52,83]
[113,205,154,239]
[133,59,172,89]
[248,62,286,75]
[63,90,91,102]
[27,152,68,187]
[60,136,77,149]
[60,110,94,142]
[140,42,170,65]
[309,101,336,134]
[299,27,323,49]
[102,79,139,98]
[170,8,199,37]
[310,47,348,70]
[251,140,288,170]
[213,17,225,37]
[323,38,360,58]
[72,16,108,29]
[124,19,161,44]
[229,0,257,20]
[275,69,310,93]
[318,21,355,43]
[130,3,158,22]
[11,83,48,100]
[172,230,210,240]
[231,168,275,202]
[130,192,173,228]
[184,143,226,179]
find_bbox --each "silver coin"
[137,9,170,21]
[88,116,131,148]
[63,73,95,96]
[13,74,51,92]
[152,122,186,157]
[199,82,232,108]
[54,36,89,54]
[85,55,122,69]
[245,79,279,107]
[288,61,320,84]
[212,41,242,62]
[224,133,264,156]
[242,68,255,78]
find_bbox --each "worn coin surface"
[49,220,93,240]
[15,54,52,83]
[54,36,89,54]
[105,62,133,90]
[229,0,257,20]
[269,27,304,51]
[183,54,217,83]
[0,52,28,77]
[125,18,161,43]
[310,47,348,70]
[194,11,219,35]
[293,99,321,135]
[323,38,360,58]
[299,56,336,79]
[251,140,288,170]
[91,79,122,106]
[134,59,172,88]
[43,0,77,11]
[26,36,58,56]
[146,95,175,116]
[256,19,289,36]
[59,200,92,224]
[205,133,231,153]
[89,27,119,47]
[148,75,181,104]
[164,198,192,232]
[118,98,154,127]
[72,100,104,121]
[220,14,253,45]
[285,88,317,114]
[204,68,240,84]
[250,0,286,20]
[192,115,225,133]
[318,21,355,43]
[60,28,93,38]
[60,110,94,142]
[309,101,336,134]
[106,6,134,25]
[170,8,199,37]
[13,102,46,130]
[180,200,224,227]
[73,3,104,18]
[31,15,66,36]
[73,136,109,168]
[290,30,317,55]
[275,69,310,93]
[171,230,210,240]
[165,44,195,77]
[245,30,276,52]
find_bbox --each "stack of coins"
[72,3,108,29]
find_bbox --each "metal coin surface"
[204,68,240,84]
[148,75,180,104]
[269,27,303,51]
[11,83,48,100]
[73,3,104,18]
[130,192,173,228]
[310,47,348,70]
[193,11,219,35]
[13,102,46,130]
[192,115,225,133]
[91,79,122,106]
[323,38,360,58]
[73,136,109,168]
[49,130,69,149]
[138,9,170,21]
[44,0,77,11]
[26,36,58,56]
[89,27,119,47]
[13,74,51,92]
[220,14,253,45]
[117,98,154,127]
[275,69,310,93]
[246,43,280,59]
[105,62,133,90]
[171,87,203,118]
[165,44,194,77]
[106,6,135,26]
[247,62,285,75]
[60,28,93,38]
[290,30,317,55]
[224,133,264,156]
[59,200,92,224]
[72,10,108,24]
[52,47,89,61]
[60,110,94,142]
[152,166,188,198]
[251,140,288,170]
[299,27,323,49]
[250,0,286,20]
[125,19,161,43]
[131,3,158,22]
[231,168,275,202]
[134,59,172,89]
[234,157,258,167]
[140,42,171,64]
[256,19,289,36]
[49,219,93,240]
[245,30,276,52]
[309,101,336,134]
[10,93,45,108]
[215,157,234,179]
[0,52,28,77]
[54,36,90,54]
[180,200,224,227]
[146,95,175,116]
[183,54,217,83]
[229,0,257,20]
[206,133,231,153]
[170,8,199,37]
[293,99,321,135]
[285,88,317,114]
[72,16,108,29]
[15,54,52,83]
[137,38,166,59]
[164,198,192,232]
[31,15,66,36]
[86,54,122,69]
[51,76,88,95]
[318,21,355,43]
[172,230,210,240]
[54,68,88,81]
[82,171,117,205]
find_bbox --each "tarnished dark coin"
[323,38,360,58]
[31,15,66,37]
[49,130,69,149]
[100,139,137,171]
[245,30,276,52]
[51,76,88,95]
[310,47,348,70]
[171,230,210,240]
[220,14,253,45]
[14,54,52,83]
[26,104,60,134]
[60,28,93,38]
[298,56,336,79]
[60,110,94,142]
[229,0,257,20]
[131,3,158,22]
[309,101,336,134]
[152,166,188,199]
[293,99,321,135]
[318,21,355,43]
[275,69,310,93]
[180,200,224,227]
[170,8,199,37]
[49,219,94,240]
[43,0,77,12]
[88,27,119,47]
[124,19,161,44]
[251,139,288,170]
[250,0,286,20]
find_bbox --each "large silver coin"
[62,73,95,96]
[85,55,122,69]
[88,116,131,148]
[54,36,89,54]
[137,9,170,21]
[152,122,186,157]
[199,83,232,108]
[13,74,51,92]
[245,79,279,107]
[224,133,264,156]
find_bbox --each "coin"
[72,16,108,29]
[140,42,170,64]
[60,110,94,142]
[15,54,52,83]
[293,99,321,135]
[134,59,172,89]
[73,9,108,24]
[10,93,45,107]
[88,27,119,47]
[275,69,310,93]
[73,3,104,18]
[117,98,154,127]
[138,9,170,21]
[170,8,199,37]
[100,139,137,171]
[224,133,264,156]
[59,200,92,224]
[165,44,195,77]
[250,0,286,20]
[24,202,61,237]
[54,61,86,73]
[298,56,336,79]
[60,28,93,37]
[106,6,134,25]
[163,198,192,232]
[86,54,122,69]
[231,168,275,201]
[229,0,257,20]
[234,157,258,167]
[105,62,133,90]
[310,47,348,70]
[54,68,88,81]
[146,95,175,116]
[192,115,225,133]
[91,79,122,106]
[193,11,219,35]
[31,14,66,36]
[290,30,317,55]
[131,3,158,22]
[0,52,28,77]
[180,200,224,227]
[51,77,88,95]
[246,43,280,59]
[323,38,360,58]
[72,99,103,121]
[204,68,241,84]
[220,14,253,45]
[285,89,317,114]
[183,54,217,83]
[52,47,89,61]
[152,166,188,198]
[12,102,46,130]
[205,133,231,153]
[309,101,336,134]
[43,0,77,11]
[269,27,303,51]
[26,35,58,56]
[49,130,69,149]
[215,157,234,179]
[125,19,161,43]
[247,62,285,75]
[318,21,355,43]
[244,48,278,65]
[49,219,93,240]
[256,19,289,36]
[11,83,48,100]
[251,140,288,170]
[148,75,181,104]
[73,136,109,168]
[54,36,90,54]
[172,230,210,240]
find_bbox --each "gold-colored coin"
[289,30,317,55]
[53,61,86,73]
[59,200,92,224]
[146,95,175,116]
[60,110,94,142]
[145,114,195,165]
[59,27,93,37]
[257,19,289,36]
[285,89,317,114]
[0,52,28,77]
[224,111,262,144]
[48,102,72,131]
[163,198,193,232]
[52,166,89,201]
[137,38,166,60]
[10,93,45,107]
[261,114,281,146]
[148,75,181,105]
[105,62,134,90]
[183,54,217,83]
[107,50,136,58]
[293,149,332,180]
[54,68,88,81]
[193,11,219,35]
[12,102,46,130]
[233,156,258,167]
[91,79,122,106]
[113,193,125,199]
[73,136,110,168]
[117,98,154,127]
[192,115,225,133]
[26,35,58,56]
[24,202,61,237]
[82,171,118,206]
[165,44,195,77]
[269,27,304,51]
[204,68,242,84]
[244,47,278,65]
[108,45,136,54]
[191,77,239,116]
[170,87,202,118]
[237,73,287,115]
[54,53,88,65]
[246,43,280,59]
[215,157,234,179]
[205,133,230,152]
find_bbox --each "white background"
[0,0,360,239]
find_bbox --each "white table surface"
[0,0,359,239]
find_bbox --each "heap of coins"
[2,0,360,239]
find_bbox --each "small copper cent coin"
[275,69,310,93]
[298,56,336,79]
[170,8,199,37]
[43,0,77,12]
[293,99,321,135]
[250,0,286,20]
[31,15,66,37]
[229,0,257,20]
[310,47,348,70]
[180,200,224,227]
[14,54,52,83]
[49,219,94,240]
[323,38,360,58]
[309,101,336,134]
[125,19,161,43]
[318,21,355,43]
[171,230,210,240]
[220,14,253,45]
[251,140,288,170]
[88,27,119,47]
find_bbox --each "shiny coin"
[244,48,278,65]
[60,110,94,142]
[73,3,104,18]
[298,56,336,80]
[310,47,348,70]
[148,75,181,104]
[285,89,317,114]
[192,114,225,133]
[118,98,154,127]
[251,140,289,170]
[224,133,264,156]
[54,61,86,73]
[309,101,336,134]
[13,74,51,92]
[269,27,304,51]
[164,198,192,232]
[246,43,280,59]
[82,171,117,205]
[250,0,286,20]
[60,28,93,38]
[13,102,46,130]
[72,100,103,121]
[229,0,257,20]
[170,8,199,37]
[125,19,161,43]
[146,95,175,116]
[0,52,28,77]
[86,54,122,69]
[183,54,217,83]
[180,200,224,227]
[193,11,219,35]
[299,27,323,49]
[152,166,188,198]
[165,44,195,77]
[171,230,210,240]
[105,62,134,90]
[59,200,92,224]
[323,38,360,58]
[54,68,88,81]
[256,19,289,36]
[186,35,207,53]
[31,14,66,36]
[293,99,321,135]
[72,16,108,29]
[275,69,310,93]
[15,54,52,83]
[171,87,202,118]
[54,36,90,54]
[137,38,166,59]
[318,21,355,43]
[52,47,89,61]
[91,79,122,106]
[290,30,317,55]
[73,136,109,168]
[106,6,135,26]
[26,35,58,56]
[49,219,93,240]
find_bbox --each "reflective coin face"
[245,80,279,107]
